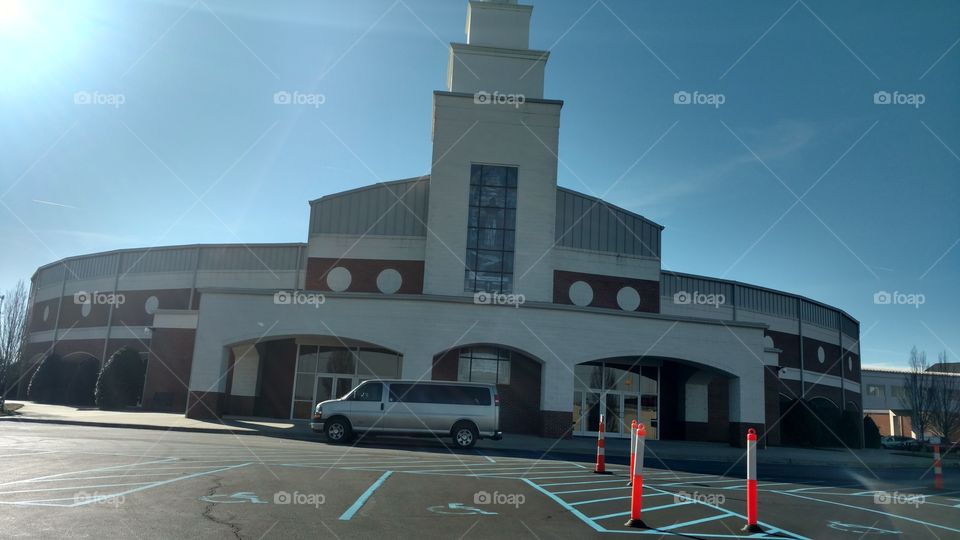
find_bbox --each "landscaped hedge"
[863,416,882,448]
[95,347,146,410]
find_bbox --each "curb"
[2,415,953,470]
[0,416,325,442]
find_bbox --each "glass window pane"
[465,249,478,271]
[295,375,314,400]
[478,229,503,250]
[480,186,505,207]
[478,207,504,229]
[458,357,471,381]
[470,165,482,185]
[641,366,658,394]
[500,275,513,293]
[505,209,516,229]
[506,188,517,209]
[470,185,480,206]
[468,206,479,227]
[297,345,318,373]
[575,363,604,390]
[471,359,498,384]
[497,359,511,385]
[467,227,478,248]
[317,349,355,374]
[357,350,399,378]
[476,251,503,272]
[476,272,501,292]
[506,167,517,187]
[482,166,506,186]
[501,255,514,274]
[504,234,515,251]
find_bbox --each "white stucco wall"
[189,290,771,424]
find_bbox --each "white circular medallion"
[81,301,91,318]
[326,267,352,292]
[848,357,853,371]
[145,296,160,315]
[43,305,50,322]
[817,346,825,364]
[376,268,402,294]
[616,286,640,311]
[568,281,593,307]
[763,335,775,349]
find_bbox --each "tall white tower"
[424,0,561,302]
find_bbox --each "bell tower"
[424,0,562,302]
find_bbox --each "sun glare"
[0,0,31,36]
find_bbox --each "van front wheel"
[325,417,352,444]
[452,422,479,449]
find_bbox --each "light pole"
[0,293,5,412]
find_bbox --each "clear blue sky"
[1,0,957,368]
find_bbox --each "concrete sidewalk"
[2,400,953,470]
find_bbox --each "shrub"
[782,400,822,447]
[66,357,100,406]
[95,347,146,410]
[864,416,882,448]
[838,410,863,448]
[27,353,63,403]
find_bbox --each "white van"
[310,379,502,449]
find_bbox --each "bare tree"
[1,280,29,412]
[903,347,933,442]
[929,351,960,443]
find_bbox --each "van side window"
[353,382,383,402]
[389,383,411,402]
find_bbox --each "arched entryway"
[432,345,542,435]
[222,336,404,420]
[572,358,660,439]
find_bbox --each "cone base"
[624,518,649,529]
[742,523,763,533]
[593,470,612,475]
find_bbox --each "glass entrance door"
[315,375,354,404]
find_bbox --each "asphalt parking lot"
[0,423,957,539]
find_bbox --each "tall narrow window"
[465,164,517,293]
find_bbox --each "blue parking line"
[570,495,631,506]
[774,490,960,534]
[539,478,627,487]
[554,485,631,495]
[589,500,692,520]
[521,478,604,532]
[339,471,393,521]
[658,512,730,531]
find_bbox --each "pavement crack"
[201,475,244,540]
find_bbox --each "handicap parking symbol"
[427,502,497,515]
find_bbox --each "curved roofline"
[32,242,307,277]
[309,176,430,205]
[661,270,860,325]
[556,186,664,231]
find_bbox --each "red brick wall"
[142,329,196,412]
[553,270,660,313]
[305,258,424,294]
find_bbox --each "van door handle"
[380,403,384,411]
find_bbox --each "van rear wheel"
[325,417,352,444]
[452,422,479,449]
